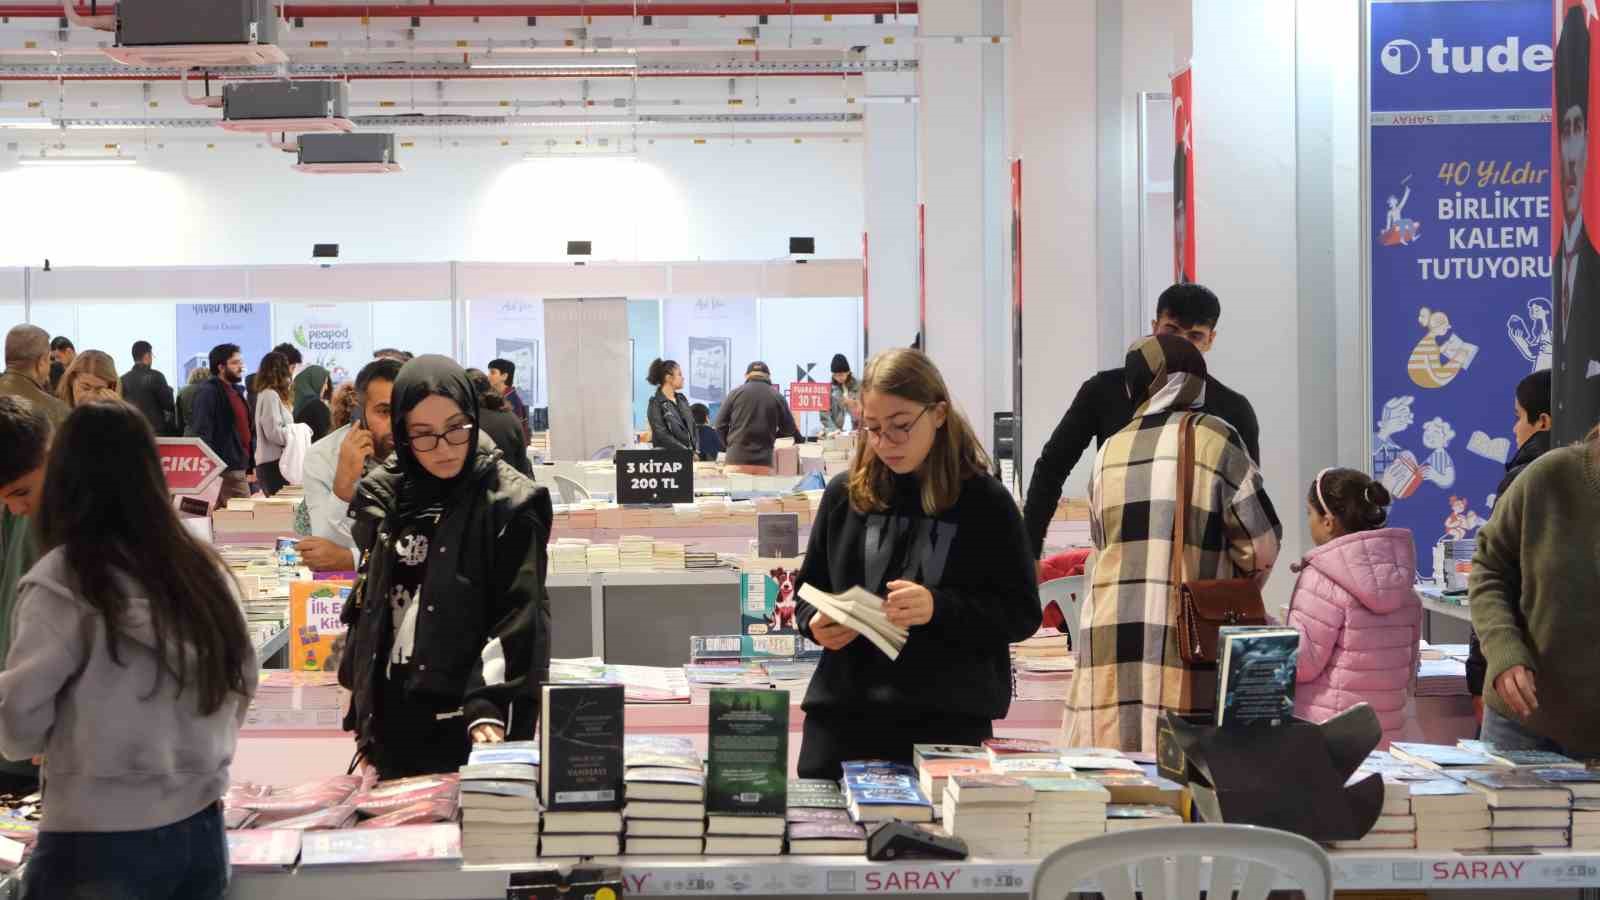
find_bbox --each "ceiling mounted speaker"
[789,237,816,255]
[567,241,593,256]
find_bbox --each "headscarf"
[1125,334,1207,415]
[292,365,330,412]
[390,355,482,519]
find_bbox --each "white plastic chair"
[1038,575,1085,650]
[1031,824,1332,900]
[552,474,591,505]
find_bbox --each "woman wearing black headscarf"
[337,356,553,779]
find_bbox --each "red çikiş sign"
[789,381,832,414]
[157,437,226,496]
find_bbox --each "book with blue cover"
[1214,626,1299,727]
[842,761,932,823]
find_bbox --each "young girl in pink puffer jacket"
[1286,468,1421,747]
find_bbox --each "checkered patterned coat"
[1061,385,1281,753]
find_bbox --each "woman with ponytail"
[1286,468,1421,747]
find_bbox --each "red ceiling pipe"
[0,70,866,81]
[0,3,916,17]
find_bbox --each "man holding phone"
[297,358,400,572]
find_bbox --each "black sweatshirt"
[794,472,1042,723]
[1022,367,1260,557]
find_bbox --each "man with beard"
[189,343,253,508]
[1555,4,1600,443]
[296,357,401,572]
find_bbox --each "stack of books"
[653,541,687,570]
[620,535,655,570]
[1026,778,1109,858]
[1410,779,1491,850]
[843,760,934,825]
[1459,769,1574,850]
[539,684,625,859]
[942,775,1034,856]
[586,544,621,573]
[622,736,706,856]
[685,549,722,570]
[984,738,1065,763]
[1105,804,1183,833]
[912,745,991,808]
[1532,768,1600,850]
[704,688,789,855]
[551,540,589,575]
[458,743,541,864]
[787,780,864,855]
[1389,742,1498,773]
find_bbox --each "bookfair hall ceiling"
[0,1,918,161]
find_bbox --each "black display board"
[615,449,695,505]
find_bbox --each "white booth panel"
[372,300,454,364]
[77,303,180,384]
[29,267,250,303]
[249,264,451,303]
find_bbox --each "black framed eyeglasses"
[409,422,473,452]
[863,405,934,445]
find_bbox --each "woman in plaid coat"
[1061,335,1282,753]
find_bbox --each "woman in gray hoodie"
[0,401,257,899]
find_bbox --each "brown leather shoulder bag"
[1172,413,1267,665]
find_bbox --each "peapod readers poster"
[1367,0,1552,554]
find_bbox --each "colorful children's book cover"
[741,566,801,637]
[289,580,353,672]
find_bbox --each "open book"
[798,584,909,660]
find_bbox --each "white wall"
[1192,0,1303,608]
[0,141,864,268]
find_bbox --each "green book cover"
[706,688,789,817]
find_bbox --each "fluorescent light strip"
[18,156,139,167]
[0,118,60,131]
[470,61,638,71]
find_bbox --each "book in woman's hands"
[797,584,908,660]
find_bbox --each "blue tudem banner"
[1369,0,1553,560]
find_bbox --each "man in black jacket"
[1466,369,1553,722]
[120,340,176,436]
[715,361,802,474]
[1022,283,1261,558]
[188,343,253,509]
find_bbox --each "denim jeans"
[22,803,229,900]
[1481,708,1600,762]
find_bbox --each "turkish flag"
[1172,67,1195,284]
[1554,0,1600,442]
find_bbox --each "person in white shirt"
[295,358,400,572]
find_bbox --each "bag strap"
[1170,413,1197,592]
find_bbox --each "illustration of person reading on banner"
[1555,4,1600,442]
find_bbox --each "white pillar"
[917,0,1005,442]
[1011,0,1100,491]
[862,42,919,359]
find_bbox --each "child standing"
[1286,468,1420,747]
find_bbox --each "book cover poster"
[707,688,789,816]
[272,303,373,386]
[177,303,271,384]
[467,301,548,408]
[289,580,352,672]
[663,298,756,408]
[542,684,625,811]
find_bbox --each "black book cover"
[707,688,789,817]
[540,683,625,812]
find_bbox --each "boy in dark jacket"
[1022,283,1260,558]
[1467,369,1553,723]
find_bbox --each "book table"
[225,850,1600,899]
